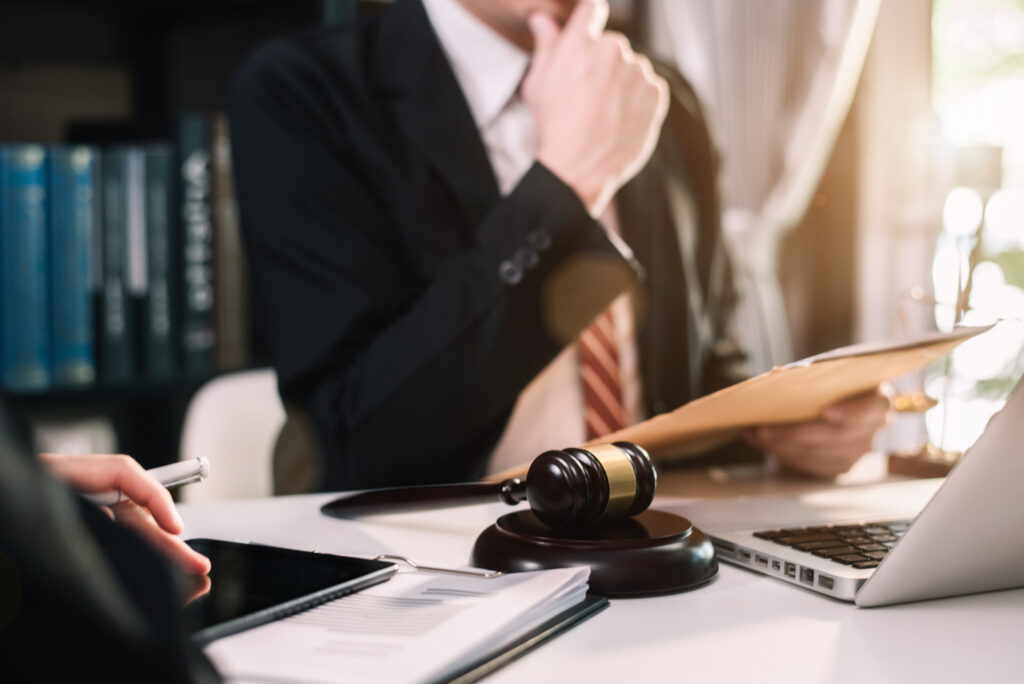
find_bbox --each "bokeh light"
[925,397,1005,453]
[942,187,984,236]
[968,261,1005,305]
[983,188,1024,250]
[951,319,1024,380]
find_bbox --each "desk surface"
[180,462,1024,684]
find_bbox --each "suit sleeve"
[0,398,220,683]
[229,41,639,487]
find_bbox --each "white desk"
[180,485,1024,684]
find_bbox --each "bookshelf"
[0,0,365,468]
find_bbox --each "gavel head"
[525,441,657,530]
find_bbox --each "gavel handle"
[320,478,527,519]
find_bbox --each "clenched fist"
[523,0,669,216]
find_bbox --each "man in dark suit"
[230,0,888,491]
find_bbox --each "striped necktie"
[579,309,628,440]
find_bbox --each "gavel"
[320,441,657,531]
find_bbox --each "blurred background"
[1,0,1021,475]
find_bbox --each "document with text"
[204,565,593,684]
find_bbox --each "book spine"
[125,147,147,377]
[0,145,52,391]
[143,144,177,379]
[178,113,216,377]
[98,147,135,383]
[49,146,98,387]
[89,152,105,388]
[211,114,250,370]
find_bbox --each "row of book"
[0,114,251,392]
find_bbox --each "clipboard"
[490,326,992,481]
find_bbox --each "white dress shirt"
[421,0,644,474]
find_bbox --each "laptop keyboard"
[752,521,911,569]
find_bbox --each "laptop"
[669,375,1024,607]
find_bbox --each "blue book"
[49,146,98,387]
[0,145,51,391]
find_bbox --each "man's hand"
[744,390,891,478]
[523,0,669,217]
[39,453,211,576]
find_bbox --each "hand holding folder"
[489,326,991,481]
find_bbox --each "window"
[928,0,1024,452]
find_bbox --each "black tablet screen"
[183,539,394,638]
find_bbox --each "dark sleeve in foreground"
[0,399,220,683]
[229,37,637,489]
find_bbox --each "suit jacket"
[229,0,740,491]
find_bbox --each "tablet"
[184,539,397,644]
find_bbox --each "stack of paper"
[204,566,593,683]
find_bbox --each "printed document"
[204,565,590,683]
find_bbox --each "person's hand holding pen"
[38,452,212,576]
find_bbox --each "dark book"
[211,114,250,371]
[124,147,149,379]
[143,144,178,380]
[0,145,52,392]
[89,152,105,388]
[178,113,216,377]
[98,146,136,383]
[49,146,98,388]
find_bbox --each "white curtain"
[647,0,880,371]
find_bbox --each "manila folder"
[489,326,990,481]
[602,325,990,462]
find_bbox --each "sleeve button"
[498,259,523,285]
[526,229,552,251]
[514,247,538,270]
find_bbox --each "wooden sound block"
[471,509,717,597]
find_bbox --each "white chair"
[179,368,285,502]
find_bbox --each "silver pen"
[84,457,210,506]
